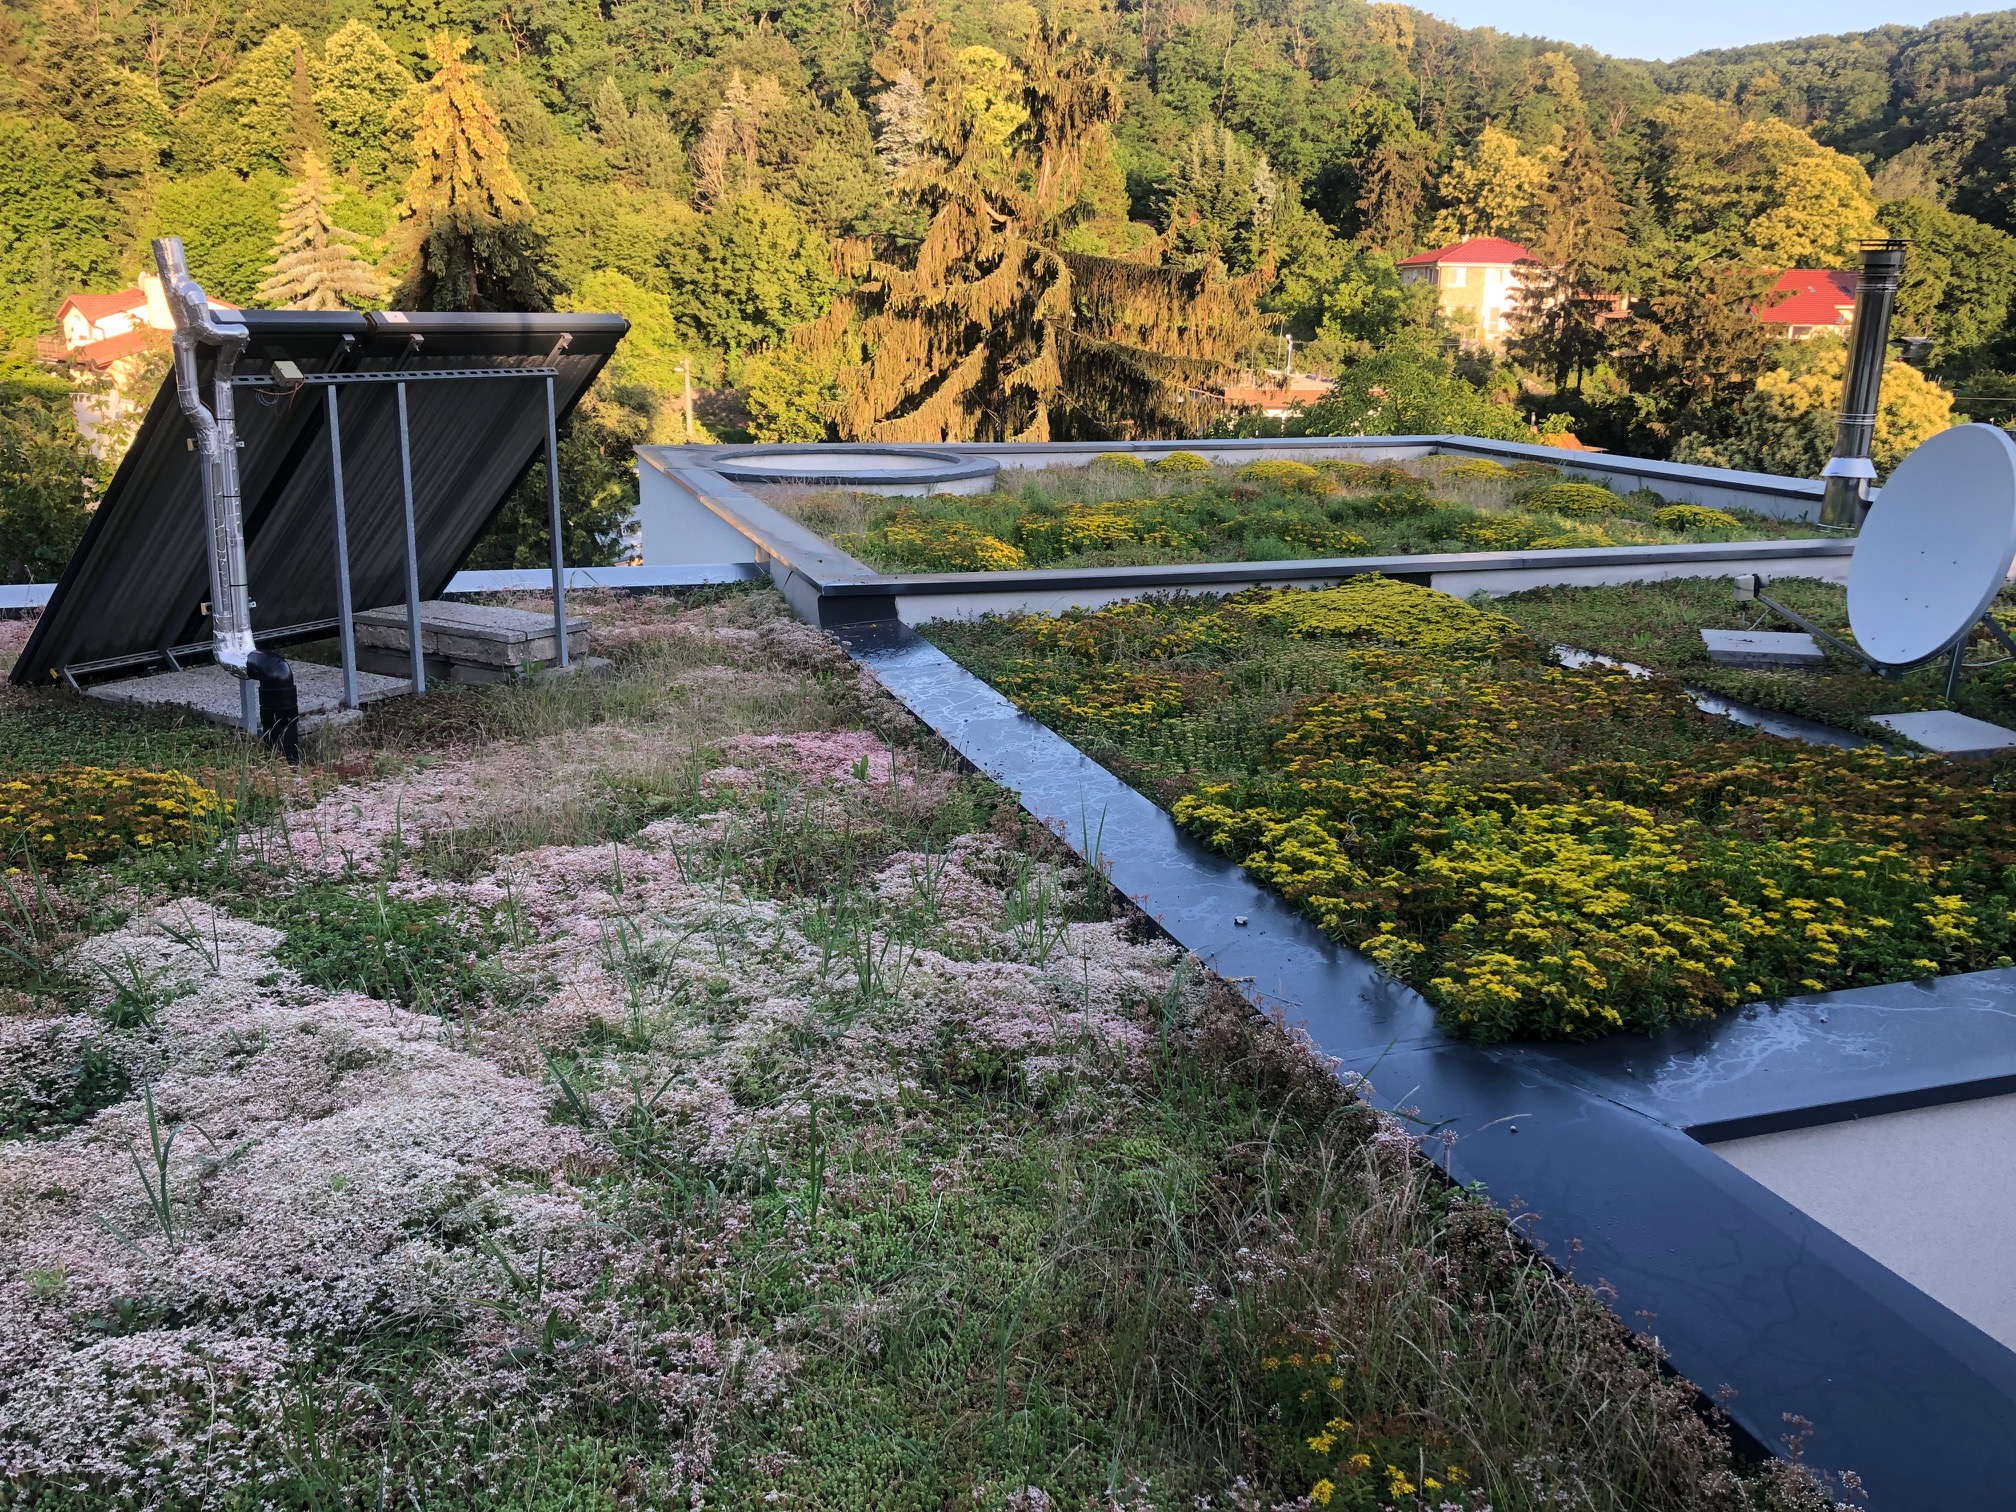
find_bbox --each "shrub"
[1242,576,1519,655]
[1323,461,1418,491]
[1515,481,1622,518]
[0,766,229,867]
[1652,503,1741,532]
[1091,451,1147,473]
[1236,459,1326,493]
[858,511,1028,572]
[1505,461,1561,479]
[1153,451,1213,473]
[1442,458,1511,480]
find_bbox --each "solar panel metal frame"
[13,309,627,686]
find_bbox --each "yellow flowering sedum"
[1244,576,1519,655]
[0,765,229,866]
[936,577,2016,1042]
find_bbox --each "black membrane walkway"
[842,621,2016,1511]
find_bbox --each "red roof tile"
[70,327,162,369]
[56,288,146,325]
[1397,237,1533,267]
[1758,268,1857,327]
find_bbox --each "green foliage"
[0,377,94,582]
[1300,351,1527,441]
[465,385,644,569]
[1652,504,1740,532]
[744,340,840,443]
[1513,481,1620,518]
[659,193,836,354]
[263,882,498,1011]
[0,113,115,341]
[1674,337,1955,480]
[316,19,420,187]
[1153,451,1211,473]
[141,170,287,305]
[1880,197,2016,379]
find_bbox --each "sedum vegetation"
[768,456,1818,574]
[1491,574,2016,737]
[0,587,1838,1508]
[929,578,2016,1042]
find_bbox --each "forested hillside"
[0,0,2010,571]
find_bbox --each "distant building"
[1757,268,1857,340]
[1397,237,1533,345]
[1221,371,1336,418]
[36,276,237,454]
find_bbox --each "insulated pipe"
[1819,239,1907,529]
[153,239,257,689]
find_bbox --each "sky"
[1417,2,1973,62]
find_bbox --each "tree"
[0,114,116,341]
[1673,337,1954,478]
[464,383,645,569]
[393,34,546,312]
[1507,119,1625,390]
[26,0,166,186]
[1352,134,1433,251]
[691,71,785,207]
[1742,120,1882,266]
[1162,123,1282,276]
[1880,197,2016,378]
[873,69,931,174]
[1430,127,1548,244]
[659,195,836,355]
[0,376,95,584]
[142,170,287,304]
[1298,350,1527,440]
[824,17,1266,442]
[315,20,418,186]
[1610,261,1785,454]
[592,79,685,194]
[258,153,382,310]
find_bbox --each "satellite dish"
[1847,423,2016,667]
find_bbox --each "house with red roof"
[1757,268,1857,340]
[1397,237,1534,346]
[39,276,240,454]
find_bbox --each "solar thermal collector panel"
[13,309,627,685]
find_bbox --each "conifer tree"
[392,35,546,312]
[825,17,1267,442]
[315,21,418,185]
[1507,119,1625,390]
[258,152,381,310]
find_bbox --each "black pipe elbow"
[244,649,300,765]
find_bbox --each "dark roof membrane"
[14,309,627,685]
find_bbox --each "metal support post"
[325,387,360,710]
[544,374,569,669]
[395,383,426,694]
[1945,637,1967,706]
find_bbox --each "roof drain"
[154,237,298,762]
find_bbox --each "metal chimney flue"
[153,237,261,733]
[1819,238,1907,529]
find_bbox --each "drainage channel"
[1554,645,1874,750]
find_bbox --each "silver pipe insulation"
[153,237,257,677]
